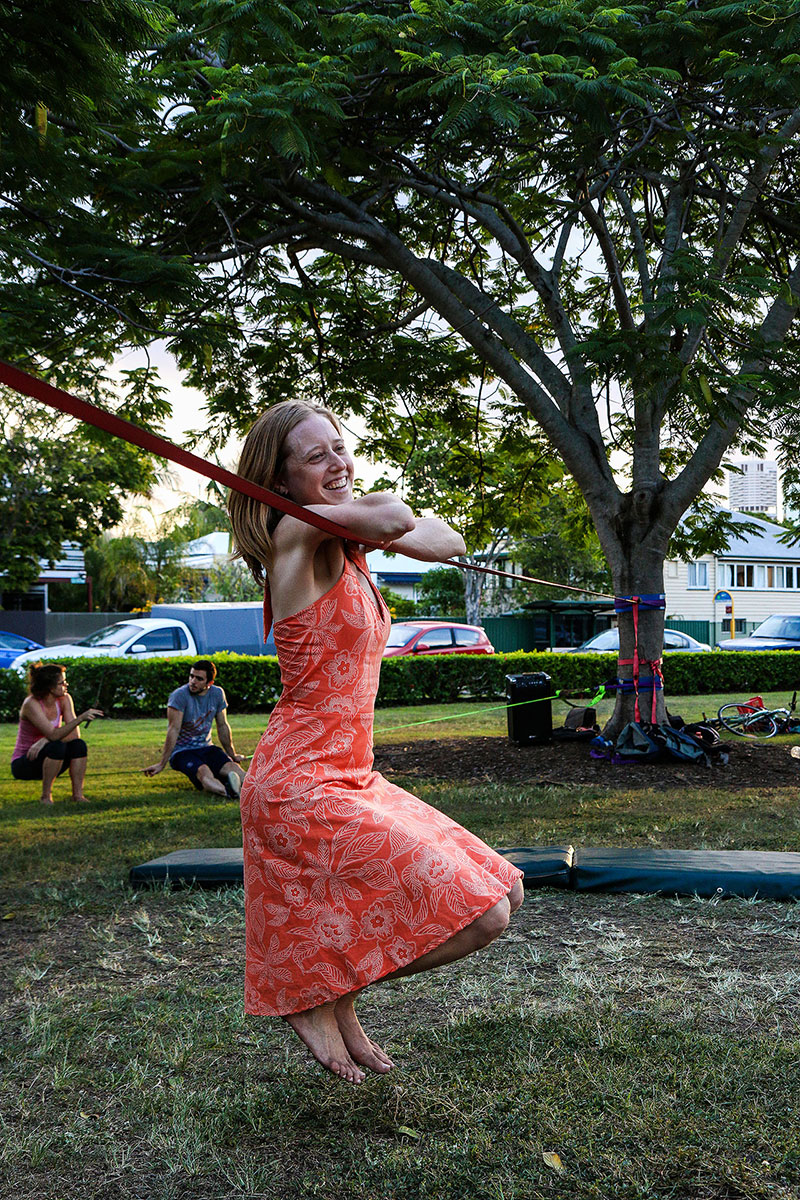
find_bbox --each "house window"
[731,563,754,588]
[720,561,800,589]
[687,562,708,588]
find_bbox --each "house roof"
[180,531,232,569]
[37,542,86,583]
[365,549,441,581]
[714,510,800,561]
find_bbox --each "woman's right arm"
[295,492,416,549]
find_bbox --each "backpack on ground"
[659,723,711,767]
[614,721,662,762]
[553,705,601,741]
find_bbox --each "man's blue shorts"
[170,745,232,790]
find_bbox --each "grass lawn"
[2,698,800,1200]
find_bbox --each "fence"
[0,611,127,646]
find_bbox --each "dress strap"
[263,581,273,641]
[345,544,370,574]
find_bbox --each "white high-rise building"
[727,459,778,515]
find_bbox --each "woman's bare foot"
[334,996,395,1073]
[70,795,90,803]
[284,1002,366,1084]
[39,795,54,805]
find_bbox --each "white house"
[665,511,800,638]
[179,531,233,570]
[1,542,87,611]
[365,550,440,601]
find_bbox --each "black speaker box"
[506,672,553,745]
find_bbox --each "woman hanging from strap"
[228,400,524,1084]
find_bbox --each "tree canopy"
[5,0,800,721]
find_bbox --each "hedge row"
[3,649,800,722]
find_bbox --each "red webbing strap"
[649,658,664,723]
[0,359,624,599]
[618,596,642,721]
[447,558,614,597]
[0,359,366,545]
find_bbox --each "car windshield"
[584,629,619,651]
[385,624,424,648]
[0,631,34,650]
[752,616,800,640]
[77,623,143,648]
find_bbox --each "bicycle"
[714,691,798,739]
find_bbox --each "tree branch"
[666,256,800,522]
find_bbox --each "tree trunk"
[463,560,485,626]
[594,489,671,738]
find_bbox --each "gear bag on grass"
[613,721,662,762]
[552,705,600,741]
[659,723,711,767]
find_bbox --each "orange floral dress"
[240,549,522,1016]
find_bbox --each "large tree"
[124,0,800,726]
[6,1,800,728]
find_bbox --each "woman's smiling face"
[279,413,354,506]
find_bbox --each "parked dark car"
[570,627,711,653]
[0,630,43,669]
[382,621,495,658]
[718,614,800,651]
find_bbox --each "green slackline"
[375,685,608,734]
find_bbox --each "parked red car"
[382,621,495,658]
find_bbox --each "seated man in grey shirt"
[143,660,246,798]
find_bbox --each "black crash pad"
[129,847,244,888]
[129,844,800,901]
[498,846,574,889]
[129,845,575,890]
[573,847,800,901]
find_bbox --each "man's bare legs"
[219,761,246,798]
[284,879,524,1083]
[195,764,228,797]
[333,993,395,1074]
[284,1004,366,1085]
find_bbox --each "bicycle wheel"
[717,703,778,739]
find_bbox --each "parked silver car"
[570,627,711,653]
[718,614,800,651]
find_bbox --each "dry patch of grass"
[3,885,800,1200]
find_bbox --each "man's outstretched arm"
[143,707,184,776]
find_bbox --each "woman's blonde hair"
[228,400,343,585]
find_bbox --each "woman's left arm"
[60,693,80,741]
[383,517,466,562]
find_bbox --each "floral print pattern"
[241,551,522,1016]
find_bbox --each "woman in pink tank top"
[11,662,104,803]
[228,401,524,1086]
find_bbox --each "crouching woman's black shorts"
[11,738,88,781]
